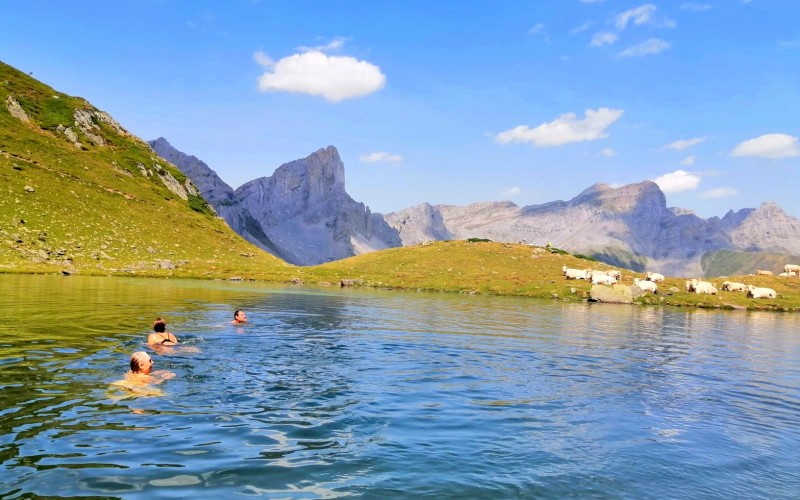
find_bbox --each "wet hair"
[130,351,152,373]
[234,310,243,319]
[153,318,167,333]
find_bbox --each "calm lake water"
[1,274,799,499]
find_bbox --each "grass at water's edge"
[4,241,800,313]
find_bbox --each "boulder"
[589,284,634,304]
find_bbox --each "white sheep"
[688,279,717,294]
[756,270,773,276]
[778,272,793,278]
[747,285,777,299]
[563,267,590,280]
[784,264,800,274]
[591,273,617,285]
[645,272,665,283]
[721,281,747,292]
[606,270,622,280]
[633,278,657,293]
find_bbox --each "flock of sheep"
[562,264,800,300]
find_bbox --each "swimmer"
[110,351,174,397]
[147,318,178,346]
[232,310,247,325]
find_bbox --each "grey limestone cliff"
[149,139,401,265]
[384,181,800,277]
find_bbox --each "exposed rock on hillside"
[151,139,401,265]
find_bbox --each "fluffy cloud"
[616,4,657,30]
[503,187,522,196]
[664,136,707,150]
[495,107,624,147]
[590,32,619,47]
[619,38,670,57]
[652,170,701,192]
[255,49,386,103]
[731,133,800,159]
[680,155,696,166]
[700,187,738,199]
[358,152,403,164]
[599,148,617,157]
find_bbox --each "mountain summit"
[150,139,401,265]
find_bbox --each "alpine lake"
[1,274,798,499]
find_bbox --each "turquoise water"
[1,274,799,498]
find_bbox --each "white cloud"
[619,38,670,57]
[590,32,619,47]
[528,23,544,35]
[616,4,657,30]
[255,49,386,103]
[358,152,403,164]
[504,187,522,197]
[297,37,348,53]
[664,136,707,150]
[652,170,701,192]
[570,21,594,34]
[495,107,624,147]
[599,148,617,157]
[700,187,738,199]
[731,133,800,159]
[680,3,712,11]
[680,155,696,166]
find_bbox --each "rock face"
[150,139,401,265]
[384,181,800,277]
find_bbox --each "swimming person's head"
[130,351,154,374]
[153,318,167,333]
[233,310,247,324]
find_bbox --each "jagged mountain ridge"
[149,138,401,265]
[151,139,800,276]
[385,182,800,277]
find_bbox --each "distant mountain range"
[151,139,800,277]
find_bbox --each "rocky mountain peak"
[267,146,345,205]
[569,180,666,216]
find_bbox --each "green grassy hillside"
[701,249,800,277]
[0,60,292,278]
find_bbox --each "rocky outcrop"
[151,139,402,265]
[149,137,235,208]
[5,96,30,122]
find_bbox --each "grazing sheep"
[563,267,590,280]
[591,272,617,285]
[721,281,747,292]
[607,270,622,280]
[756,270,774,276]
[633,278,657,293]
[687,279,717,294]
[645,272,665,283]
[784,264,800,274]
[778,272,793,277]
[747,285,777,299]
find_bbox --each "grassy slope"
[701,249,800,278]
[305,240,800,311]
[0,60,293,279]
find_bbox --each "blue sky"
[2,0,799,218]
